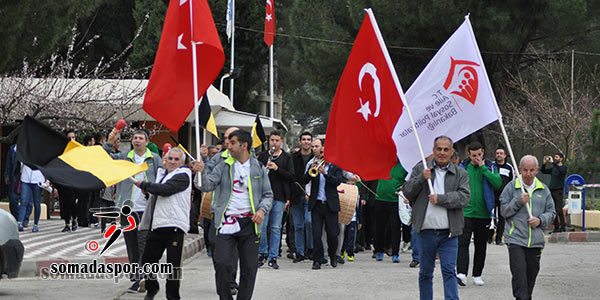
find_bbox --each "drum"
[201,192,212,219]
[337,183,358,225]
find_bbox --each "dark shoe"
[371,252,376,259]
[385,248,393,257]
[312,261,321,270]
[495,241,505,246]
[365,245,372,250]
[287,252,295,260]
[18,223,24,232]
[61,226,71,232]
[32,225,39,232]
[409,260,419,268]
[336,256,345,265]
[319,257,328,265]
[207,249,213,257]
[330,257,338,268]
[144,289,158,300]
[306,248,313,260]
[71,220,78,232]
[128,281,140,293]
[293,254,305,263]
[268,259,280,269]
[230,285,238,296]
[257,255,267,267]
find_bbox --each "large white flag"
[393,17,500,171]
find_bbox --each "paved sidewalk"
[17,218,205,277]
[3,240,599,299]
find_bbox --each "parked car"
[0,209,24,280]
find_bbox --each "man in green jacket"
[373,162,407,263]
[457,141,502,286]
[500,155,555,300]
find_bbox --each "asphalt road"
[2,241,599,299]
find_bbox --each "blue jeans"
[18,182,41,225]
[259,200,285,260]
[411,228,419,261]
[291,198,313,256]
[418,230,459,300]
[342,221,357,256]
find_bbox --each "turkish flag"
[324,10,404,181]
[143,0,225,132]
[264,0,275,46]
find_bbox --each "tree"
[502,53,600,159]
[0,26,147,144]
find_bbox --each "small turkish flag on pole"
[324,9,405,181]
[264,0,275,46]
[143,0,224,132]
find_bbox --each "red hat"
[162,143,173,154]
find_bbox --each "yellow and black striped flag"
[199,94,218,138]
[16,116,148,190]
[251,114,266,148]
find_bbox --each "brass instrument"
[308,159,328,177]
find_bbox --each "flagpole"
[229,0,236,107]
[190,0,202,187]
[366,9,434,193]
[269,45,274,118]
[463,15,532,218]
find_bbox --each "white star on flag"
[266,14,272,22]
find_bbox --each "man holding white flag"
[393,16,501,174]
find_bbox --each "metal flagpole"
[366,9,434,193]
[190,0,202,187]
[229,0,235,107]
[464,15,532,218]
[269,45,274,118]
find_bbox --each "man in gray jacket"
[104,129,162,292]
[500,155,555,300]
[403,136,470,300]
[194,129,272,300]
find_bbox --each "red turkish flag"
[143,0,225,132]
[324,10,404,181]
[264,0,275,46]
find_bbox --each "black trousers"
[142,227,184,300]
[213,218,258,300]
[311,201,339,262]
[57,185,77,224]
[551,189,566,230]
[285,209,296,254]
[189,192,201,234]
[457,217,489,277]
[508,244,541,300]
[374,200,401,255]
[363,201,377,248]
[74,190,90,226]
[123,212,147,281]
[491,198,506,243]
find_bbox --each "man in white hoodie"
[134,147,192,300]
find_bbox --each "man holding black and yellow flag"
[103,128,162,292]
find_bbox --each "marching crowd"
[5,127,569,300]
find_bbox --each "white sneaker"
[473,276,485,286]
[401,242,409,253]
[456,273,467,286]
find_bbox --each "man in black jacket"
[541,152,568,232]
[256,130,295,269]
[290,132,314,262]
[300,138,343,270]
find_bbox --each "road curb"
[548,231,600,243]
[18,233,205,278]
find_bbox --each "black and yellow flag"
[16,116,147,191]
[251,114,266,148]
[199,94,218,138]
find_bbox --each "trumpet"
[308,159,328,177]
